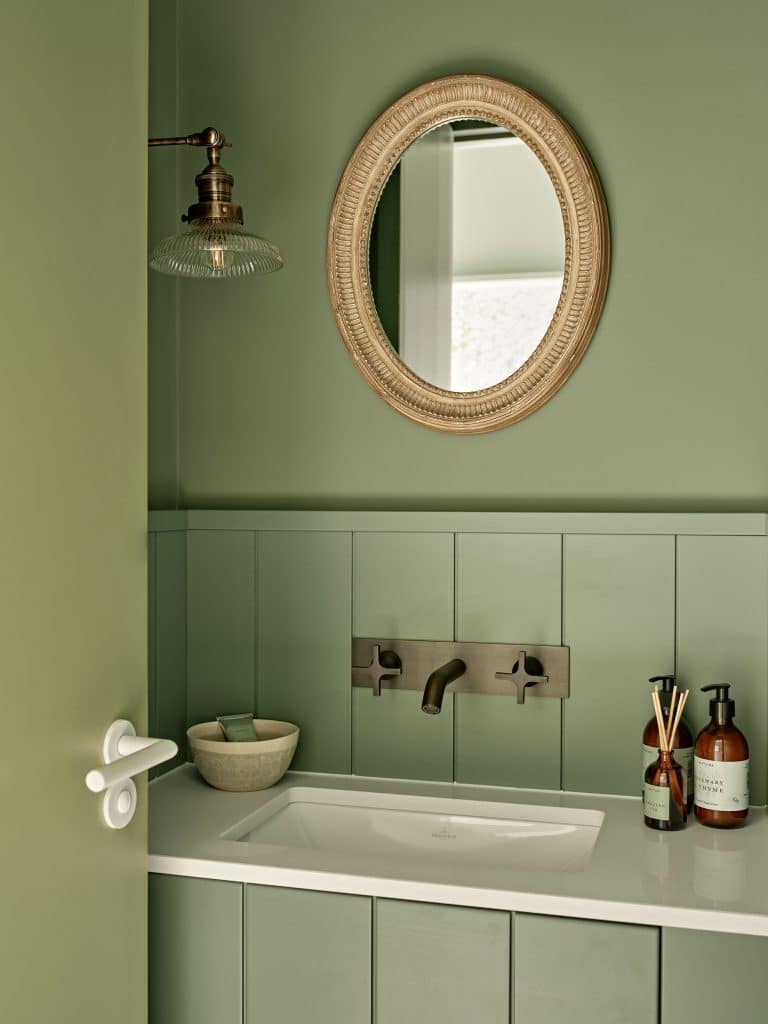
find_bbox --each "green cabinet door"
[149,874,243,1024]
[662,927,768,1022]
[376,899,510,1024]
[514,914,658,1024]
[245,885,371,1024]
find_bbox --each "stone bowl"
[187,719,299,792]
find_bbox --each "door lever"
[85,719,177,829]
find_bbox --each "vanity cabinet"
[514,914,658,1024]
[150,875,766,1024]
[245,885,371,1024]
[376,900,510,1024]
[149,875,243,1024]
[661,927,768,1022]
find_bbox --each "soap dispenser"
[643,675,693,806]
[694,684,749,828]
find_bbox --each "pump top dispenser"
[694,683,749,828]
[702,684,735,721]
[642,675,693,805]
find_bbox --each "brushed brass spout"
[422,659,467,715]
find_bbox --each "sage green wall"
[149,0,180,507]
[149,0,768,510]
[0,3,148,1022]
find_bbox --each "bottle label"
[693,756,749,812]
[643,745,693,784]
[643,783,670,821]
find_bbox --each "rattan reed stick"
[651,687,668,752]
[668,689,689,753]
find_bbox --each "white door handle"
[85,720,178,829]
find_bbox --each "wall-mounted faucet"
[351,638,570,708]
[422,659,467,715]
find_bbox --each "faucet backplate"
[352,638,569,702]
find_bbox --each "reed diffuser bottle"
[643,685,689,831]
[642,674,694,807]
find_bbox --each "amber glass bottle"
[642,675,694,807]
[694,684,749,829]
[643,750,687,831]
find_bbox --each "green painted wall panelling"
[149,874,242,1024]
[514,914,658,1024]
[376,900,510,1024]
[676,536,768,805]
[246,886,371,1024]
[352,687,455,781]
[454,533,562,788]
[187,530,256,726]
[563,535,676,795]
[661,927,768,1022]
[148,518,768,797]
[258,531,352,772]
[153,530,187,770]
[149,511,768,535]
[353,532,454,779]
[147,1,768,512]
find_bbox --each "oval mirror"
[371,119,565,393]
[328,76,610,433]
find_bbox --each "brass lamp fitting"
[147,126,243,225]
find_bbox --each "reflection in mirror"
[370,120,565,392]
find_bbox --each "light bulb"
[210,245,225,270]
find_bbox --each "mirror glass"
[370,120,565,392]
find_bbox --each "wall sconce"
[148,127,283,279]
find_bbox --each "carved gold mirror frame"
[327,75,610,433]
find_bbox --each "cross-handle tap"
[495,650,549,705]
[352,643,402,697]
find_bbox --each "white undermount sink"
[226,787,604,873]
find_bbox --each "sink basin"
[228,788,603,873]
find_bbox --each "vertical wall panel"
[353,532,454,779]
[563,535,675,795]
[149,875,242,1024]
[258,531,352,772]
[662,927,768,1021]
[515,915,658,1024]
[455,533,562,788]
[187,530,256,727]
[246,886,371,1024]
[154,531,187,770]
[677,536,768,804]
[377,900,509,1024]
[353,687,455,780]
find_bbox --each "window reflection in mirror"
[369,120,565,392]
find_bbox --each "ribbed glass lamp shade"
[149,220,283,279]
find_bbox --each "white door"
[0,3,149,1022]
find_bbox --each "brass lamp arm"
[148,127,231,149]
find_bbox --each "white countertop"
[149,765,768,936]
